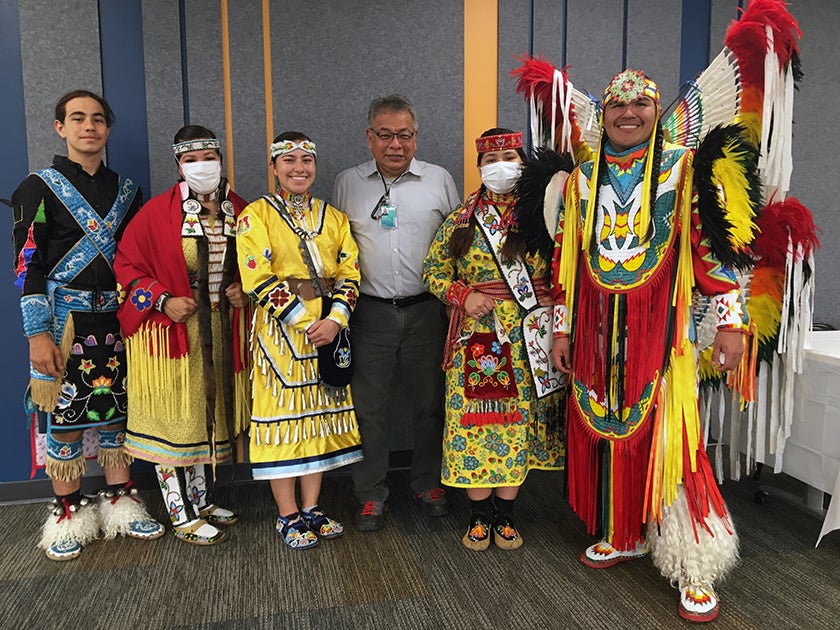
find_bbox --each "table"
[761,330,840,545]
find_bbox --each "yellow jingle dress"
[236,192,363,479]
[423,189,565,488]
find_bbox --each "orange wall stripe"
[220,0,235,188]
[463,0,498,194]
[262,0,274,192]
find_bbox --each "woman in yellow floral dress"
[237,131,362,549]
[423,129,564,551]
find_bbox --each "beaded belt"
[51,284,120,313]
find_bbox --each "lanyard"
[371,170,406,219]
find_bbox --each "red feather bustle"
[724,0,801,89]
[753,197,821,268]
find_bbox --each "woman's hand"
[464,291,496,320]
[225,282,248,309]
[551,336,572,374]
[163,296,197,323]
[711,329,744,372]
[306,318,340,348]
[29,333,64,377]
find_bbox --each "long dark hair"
[449,128,527,261]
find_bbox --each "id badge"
[379,203,398,229]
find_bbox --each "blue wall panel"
[0,0,38,483]
[99,0,151,198]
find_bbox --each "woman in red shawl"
[114,125,250,545]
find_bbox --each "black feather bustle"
[513,147,574,259]
[790,51,803,89]
[693,124,760,270]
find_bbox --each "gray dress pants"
[349,295,447,503]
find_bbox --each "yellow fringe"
[30,315,75,412]
[646,390,666,524]
[559,170,582,318]
[97,446,133,470]
[656,155,702,508]
[45,451,86,483]
[125,322,192,422]
[582,123,602,258]
[637,110,660,245]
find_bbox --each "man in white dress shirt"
[332,94,460,531]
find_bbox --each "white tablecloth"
[790,331,840,544]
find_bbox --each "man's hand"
[306,318,340,348]
[225,282,248,309]
[29,333,63,377]
[551,336,572,374]
[711,329,744,372]
[163,296,197,323]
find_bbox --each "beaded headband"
[172,138,221,156]
[602,69,660,107]
[475,132,524,154]
[270,140,317,159]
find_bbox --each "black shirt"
[12,155,143,296]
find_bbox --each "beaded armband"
[553,303,569,336]
[714,290,747,331]
[445,280,473,308]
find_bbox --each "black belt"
[361,292,433,308]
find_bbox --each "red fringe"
[566,399,599,535]
[460,409,523,429]
[567,386,654,550]
[681,424,732,542]
[573,249,676,408]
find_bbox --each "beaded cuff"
[446,280,473,308]
[21,294,51,338]
[553,303,569,336]
[154,292,171,313]
[714,290,746,330]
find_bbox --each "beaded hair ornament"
[475,132,524,154]
[172,138,221,156]
[602,69,660,106]
[270,140,317,159]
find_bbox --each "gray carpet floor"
[0,469,837,629]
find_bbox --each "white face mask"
[479,160,522,194]
[181,160,221,195]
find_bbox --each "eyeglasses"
[368,128,416,143]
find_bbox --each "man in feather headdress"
[549,70,752,623]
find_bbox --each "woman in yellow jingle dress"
[423,129,565,551]
[237,131,362,549]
